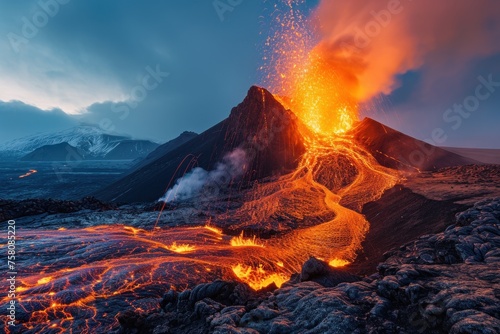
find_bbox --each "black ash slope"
[93,86,305,203]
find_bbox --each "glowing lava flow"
[225,127,398,289]
[231,264,288,290]
[227,0,399,288]
[230,232,265,247]
[19,169,38,178]
[2,128,398,333]
[164,242,196,253]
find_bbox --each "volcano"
[3,86,499,334]
[93,86,474,204]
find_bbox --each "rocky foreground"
[0,197,117,222]
[117,198,500,334]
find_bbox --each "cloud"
[1,1,498,148]
[0,100,78,143]
[0,0,265,143]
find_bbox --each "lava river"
[0,129,398,333]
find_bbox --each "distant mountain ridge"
[0,126,160,161]
[20,142,85,161]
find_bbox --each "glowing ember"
[19,169,38,178]
[36,276,53,285]
[164,242,196,253]
[230,232,265,247]
[329,258,350,268]
[231,263,288,290]
[203,225,223,235]
[262,1,359,136]
[287,44,358,136]
[123,226,146,235]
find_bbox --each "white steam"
[159,148,248,203]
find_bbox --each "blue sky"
[0,0,499,148]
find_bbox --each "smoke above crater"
[313,0,500,101]
[262,0,500,137]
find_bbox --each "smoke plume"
[159,148,248,203]
[313,0,500,101]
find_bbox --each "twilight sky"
[0,0,499,148]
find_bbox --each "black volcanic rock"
[129,131,198,171]
[103,140,159,160]
[93,86,306,203]
[122,198,500,334]
[349,117,478,171]
[297,256,360,287]
[350,185,467,275]
[0,197,116,221]
[20,142,85,161]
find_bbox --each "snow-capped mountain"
[0,125,159,160]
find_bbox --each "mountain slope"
[441,147,500,164]
[349,117,478,171]
[103,140,159,160]
[20,142,85,161]
[93,86,306,203]
[129,131,198,171]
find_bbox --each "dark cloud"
[0,101,78,142]
[313,0,500,148]
[0,0,263,143]
[0,0,499,148]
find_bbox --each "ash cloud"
[159,148,248,203]
[313,0,500,101]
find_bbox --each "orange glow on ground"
[231,263,288,290]
[123,226,146,235]
[19,169,38,178]
[164,242,196,253]
[230,232,265,248]
[329,258,351,268]
[37,277,53,285]
[203,225,223,235]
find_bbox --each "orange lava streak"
[19,169,38,178]
[203,225,223,235]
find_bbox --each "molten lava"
[231,263,288,290]
[227,0,399,288]
[329,258,351,268]
[285,43,359,136]
[164,242,196,253]
[230,232,265,248]
[19,169,38,178]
